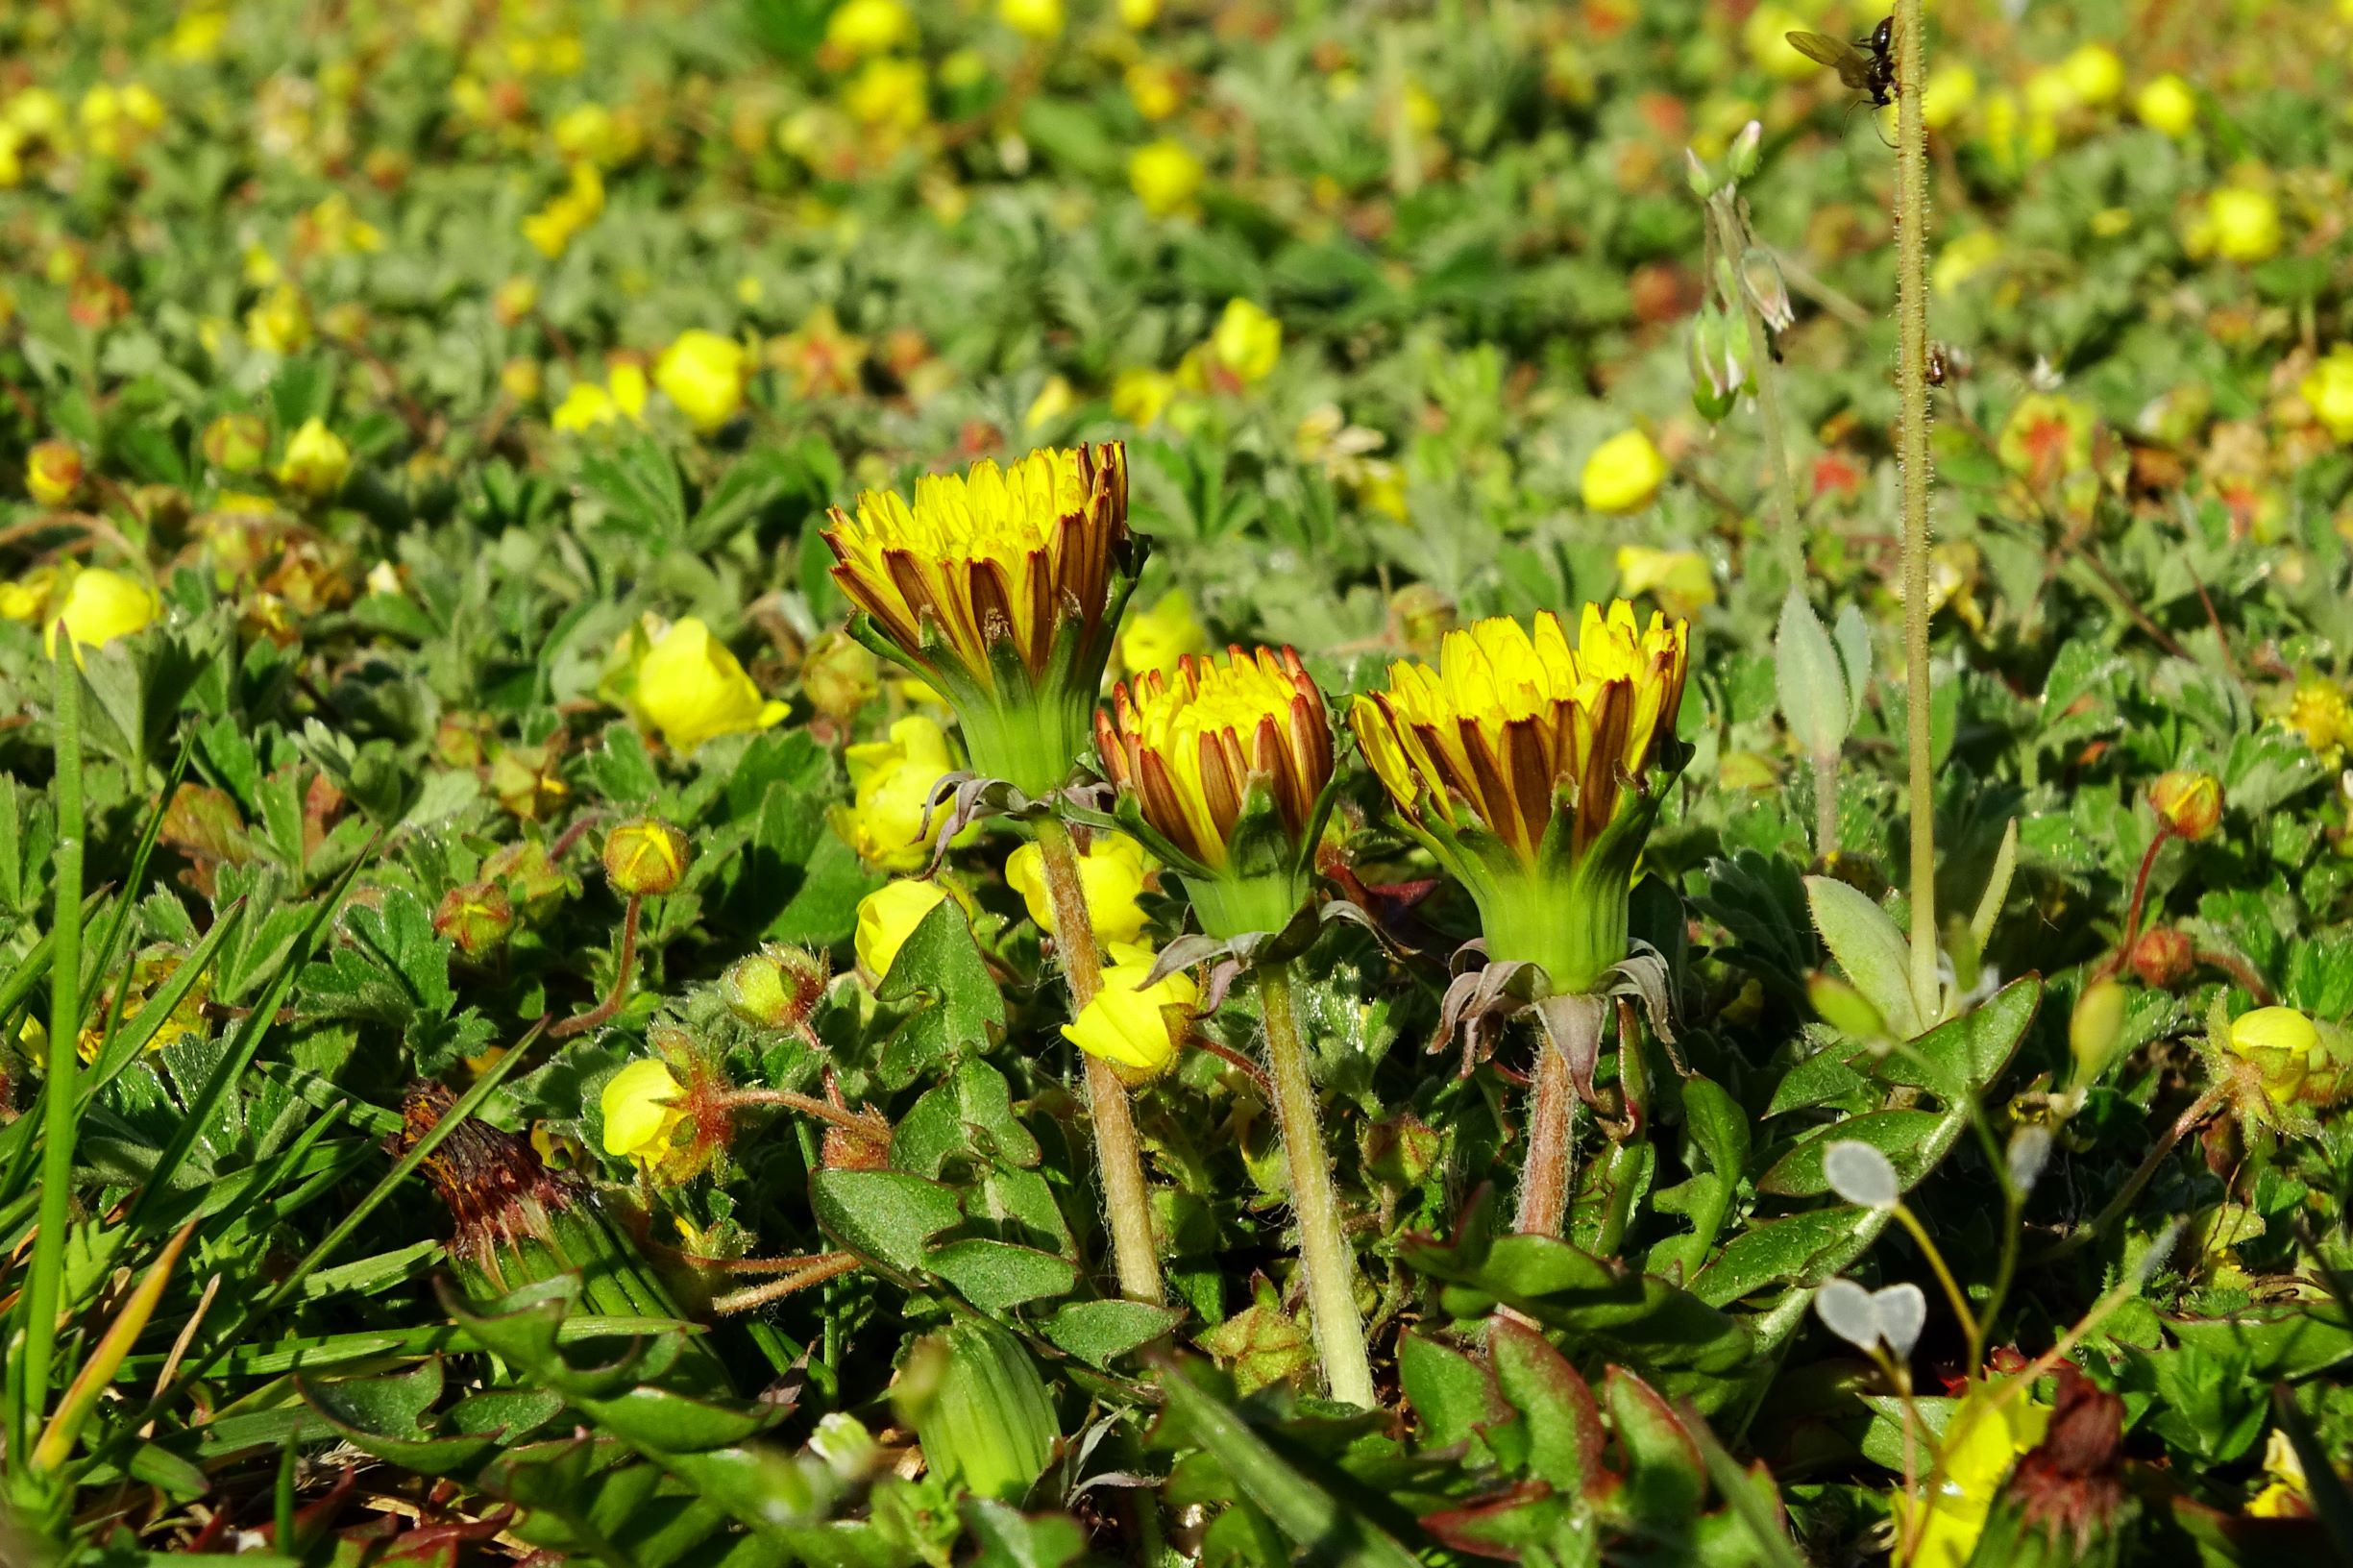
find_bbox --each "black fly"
[1787,17,1898,145]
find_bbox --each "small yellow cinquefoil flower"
[655,330,750,433]
[245,282,312,355]
[26,440,84,507]
[843,58,928,134]
[1110,367,1176,429]
[1095,646,1335,939]
[825,0,916,57]
[601,1057,686,1168]
[277,417,352,500]
[1130,138,1204,218]
[2136,73,2197,138]
[2228,1006,2320,1106]
[1006,831,1153,946]
[998,0,1064,41]
[821,442,1137,797]
[1205,298,1281,385]
[2061,45,2124,110]
[630,617,789,755]
[1119,587,1208,679]
[42,566,159,657]
[2202,184,2282,264]
[1614,545,1715,619]
[1064,942,1195,1086]
[1581,428,1668,514]
[2246,1428,2311,1518]
[2285,678,2353,762]
[830,714,968,871]
[1125,62,1183,122]
[1352,604,1688,992]
[855,877,954,978]
[2298,346,2353,442]
[1895,1380,2051,1568]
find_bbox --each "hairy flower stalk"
[1893,0,1939,1009]
[1352,604,1689,1237]
[1096,647,1375,1407]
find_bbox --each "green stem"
[1032,816,1163,1305]
[1893,0,1940,1012]
[1710,197,1804,590]
[1256,962,1376,1408]
[19,639,85,1471]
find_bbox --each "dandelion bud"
[25,440,84,507]
[602,817,689,896]
[434,881,515,958]
[2148,770,2222,841]
[2128,926,2194,989]
[722,944,829,1033]
[895,1318,1058,1505]
[2069,976,2128,1089]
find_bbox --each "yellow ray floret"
[1350,602,1687,865]
[822,442,1127,690]
[1097,646,1332,870]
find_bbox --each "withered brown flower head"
[396,1083,576,1273]
[2004,1363,2128,1555]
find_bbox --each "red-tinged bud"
[434,881,514,958]
[26,440,84,507]
[2129,926,2194,989]
[722,944,828,1033]
[201,412,270,475]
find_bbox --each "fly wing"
[1784,30,1873,89]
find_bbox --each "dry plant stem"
[2031,1077,2233,1264]
[1710,198,1804,589]
[1515,1024,1578,1237]
[1894,0,1940,1012]
[19,636,84,1464]
[711,1252,863,1315]
[1256,962,1378,1409]
[720,1089,883,1139]
[1032,816,1163,1305]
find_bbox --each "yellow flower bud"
[1005,832,1153,947]
[602,817,689,897]
[434,882,515,958]
[723,944,828,1032]
[2069,976,2128,1089]
[630,617,789,755]
[800,629,880,723]
[276,417,352,501]
[1118,0,1158,24]
[1062,943,1194,1086]
[2148,771,2223,841]
[655,329,749,434]
[855,878,952,979]
[25,440,83,507]
[552,381,621,433]
[245,282,312,355]
[1125,62,1182,122]
[501,357,544,404]
[43,567,158,655]
[2135,74,2197,138]
[2207,185,2281,265]
[492,276,540,327]
[2062,45,2123,110]
[2298,346,2353,443]
[202,413,269,473]
[601,1057,686,1166]
[2228,1006,2318,1105]
[843,58,927,132]
[1581,429,1668,514]
[1130,137,1204,218]
[828,715,968,872]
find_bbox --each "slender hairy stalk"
[1256,962,1376,1408]
[18,639,86,1467]
[550,894,642,1039]
[1812,753,1841,860]
[1032,816,1162,1304]
[1515,1030,1577,1237]
[1710,199,1804,590]
[1893,0,1939,1010]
